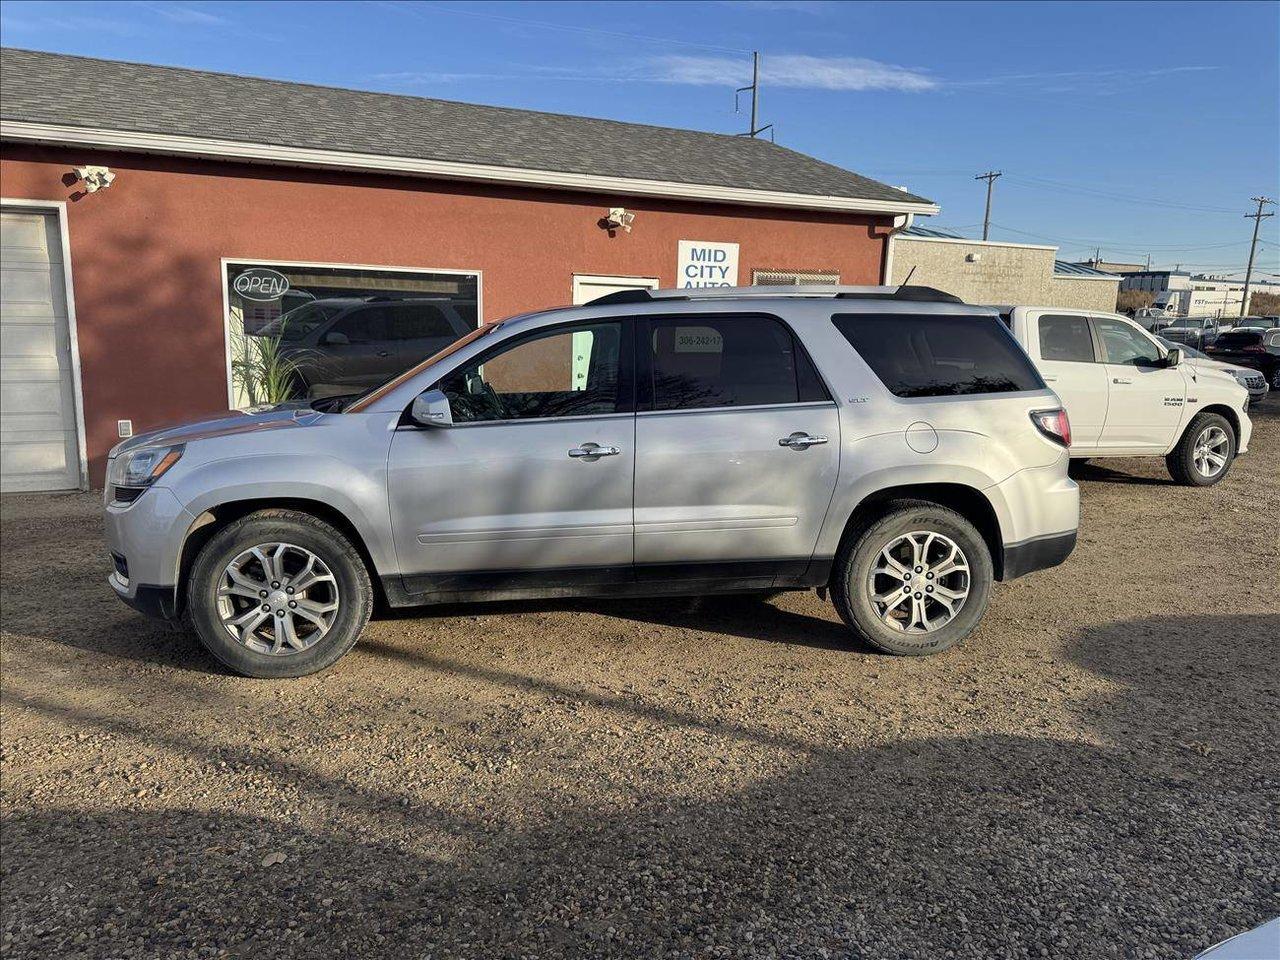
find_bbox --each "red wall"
[0,144,892,484]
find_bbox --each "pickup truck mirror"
[410,388,453,428]
[1164,347,1182,368]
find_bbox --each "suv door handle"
[1112,377,1132,384]
[778,433,829,449]
[568,443,621,459]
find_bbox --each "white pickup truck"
[1000,307,1252,486]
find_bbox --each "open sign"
[232,267,291,302]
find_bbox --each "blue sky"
[3,0,1278,276]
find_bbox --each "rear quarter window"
[832,313,1045,398]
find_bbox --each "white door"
[1030,312,1109,450]
[0,209,82,492]
[1091,316,1185,450]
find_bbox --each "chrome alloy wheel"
[216,543,339,656]
[867,531,970,634]
[1193,425,1230,478]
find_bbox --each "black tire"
[186,510,373,678]
[1165,412,1236,487]
[831,500,994,656]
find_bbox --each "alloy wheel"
[867,531,970,634]
[1193,426,1230,478]
[215,543,340,655]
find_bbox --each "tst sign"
[677,240,739,288]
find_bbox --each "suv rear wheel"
[1166,412,1235,487]
[186,510,373,678]
[831,501,994,656]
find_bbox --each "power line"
[1002,174,1241,215]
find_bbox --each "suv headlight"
[109,443,185,489]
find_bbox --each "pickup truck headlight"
[109,443,185,489]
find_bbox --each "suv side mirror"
[322,331,350,346]
[410,388,453,427]
[1164,347,1182,368]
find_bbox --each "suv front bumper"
[104,485,194,621]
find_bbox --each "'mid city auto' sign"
[677,240,739,288]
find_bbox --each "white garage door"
[1,208,82,492]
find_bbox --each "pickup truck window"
[1094,318,1163,366]
[832,313,1044,398]
[1038,315,1095,363]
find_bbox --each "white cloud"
[652,54,938,92]
[139,2,230,26]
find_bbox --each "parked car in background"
[258,297,475,397]
[1132,313,1173,334]
[999,307,1252,486]
[1234,316,1280,331]
[1157,337,1269,404]
[1205,328,1280,389]
[1159,315,1222,350]
[104,284,1079,677]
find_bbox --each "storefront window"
[224,261,479,408]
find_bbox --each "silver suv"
[105,286,1079,678]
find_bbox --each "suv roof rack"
[589,284,964,306]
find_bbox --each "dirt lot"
[2,402,1278,960]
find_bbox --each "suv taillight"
[1031,408,1071,447]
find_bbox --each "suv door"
[1091,316,1185,450]
[632,314,839,585]
[386,320,635,595]
[1030,313,1108,449]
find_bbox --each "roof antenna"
[901,265,918,285]
[734,52,774,139]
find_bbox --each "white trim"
[894,234,1058,252]
[0,197,89,490]
[572,274,660,305]
[220,256,483,410]
[1,120,940,217]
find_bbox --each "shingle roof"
[0,47,932,209]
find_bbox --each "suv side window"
[832,313,1044,397]
[1093,317,1163,366]
[439,321,626,423]
[1037,314,1096,362]
[644,315,828,411]
[386,303,457,340]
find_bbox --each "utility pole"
[735,52,773,139]
[975,171,1002,241]
[1145,253,1151,270]
[1240,196,1275,317]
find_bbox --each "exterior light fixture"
[603,207,635,233]
[74,165,117,192]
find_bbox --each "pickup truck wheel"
[186,510,373,678]
[831,501,993,656]
[1166,413,1235,487]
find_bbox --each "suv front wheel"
[187,510,373,678]
[832,501,994,656]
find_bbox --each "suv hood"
[109,402,320,458]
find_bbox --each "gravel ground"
[2,400,1278,960]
